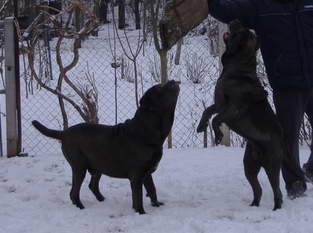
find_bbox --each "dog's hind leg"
[243,143,262,207]
[144,174,164,207]
[88,169,105,202]
[263,152,283,210]
[70,167,87,209]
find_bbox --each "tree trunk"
[134,0,140,29]
[24,0,36,19]
[58,95,69,129]
[103,0,109,23]
[94,0,101,19]
[75,8,81,48]
[159,50,168,84]
[100,0,109,23]
[159,50,172,148]
[118,0,126,29]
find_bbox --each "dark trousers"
[273,88,313,190]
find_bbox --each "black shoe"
[287,180,307,200]
[303,164,313,184]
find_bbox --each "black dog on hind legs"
[197,20,283,210]
[32,80,180,214]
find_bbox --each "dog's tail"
[32,120,63,140]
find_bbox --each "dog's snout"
[161,80,181,88]
[167,80,181,85]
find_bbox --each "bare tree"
[148,0,167,83]
[21,0,99,129]
[110,2,145,107]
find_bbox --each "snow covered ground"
[1,147,313,233]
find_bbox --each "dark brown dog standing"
[197,20,283,210]
[32,80,180,214]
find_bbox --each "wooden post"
[204,130,208,148]
[218,22,230,146]
[5,17,19,157]
[0,89,4,157]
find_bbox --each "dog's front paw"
[151,201,164,207]
[134,208,146,215]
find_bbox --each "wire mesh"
[19,19,222,154]
[18,13,312,155]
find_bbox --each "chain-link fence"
[20,19,222,155]
[17,1,312,156]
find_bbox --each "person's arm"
[208,0,257,28]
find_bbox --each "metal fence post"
[5,17,19,157]
[218,22,230,146]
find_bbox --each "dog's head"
[222,20,259,58]
[140,80,180,113]
[135,80,180,144]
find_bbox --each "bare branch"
[21,0,100,126]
